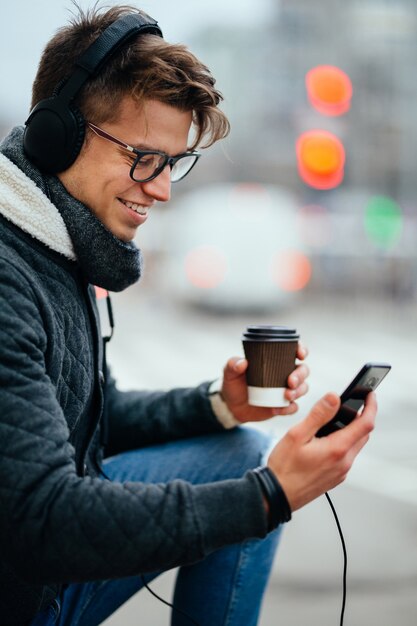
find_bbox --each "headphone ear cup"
[24,97,86,173]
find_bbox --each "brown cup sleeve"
[243,341,298,387]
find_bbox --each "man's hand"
[221,343,309,424]
[267,392,377,511]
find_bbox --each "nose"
[141,165,171,203]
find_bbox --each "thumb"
[223,357,247,382]
[301,393,340,441]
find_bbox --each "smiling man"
[0,5,376,626]
[59,98,194,241]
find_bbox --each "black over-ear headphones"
[23,13,163,174]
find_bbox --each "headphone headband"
[24,12,163,173]
[58,14,163,104]
[76,14,162,77]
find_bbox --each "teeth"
[121,200,148,215]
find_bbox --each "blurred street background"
[2,0,417,624]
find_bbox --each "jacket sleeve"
[104,373,226,457]
[0,259,268,585]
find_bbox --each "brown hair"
[31,4,230,148]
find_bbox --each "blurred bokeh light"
[306,65,353,116]
[184,245,228,289]
[296,130,345,189]
[271,250,312,292]
[364,195,403,249]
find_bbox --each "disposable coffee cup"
[242,325,299,408]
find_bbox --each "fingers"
[297,342,308,360]
[267,391,377,512]
[292,393,341,442]
[348,431,372,462]
[223,357,247,381]
[278,401,299,416]
[221,351,311,424]
[287,363,310,390]
[286,381,309,404]
[363,390,377,416]
[330,392,377,449]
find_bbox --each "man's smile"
[118,198,151,216]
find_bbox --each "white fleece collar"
[0,153,76,260]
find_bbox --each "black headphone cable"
[100,294,346,625]
[140,575,200,625]
[140,493,347,626]
[325,491,347,626]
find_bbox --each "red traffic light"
[306,65,353,116]
[296,130,345,189]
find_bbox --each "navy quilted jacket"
[0,131,268,625]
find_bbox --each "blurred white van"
[153,182,310,311]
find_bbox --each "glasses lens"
[131,152,199,183]
[170,154,199,182]
[131,153,166,182]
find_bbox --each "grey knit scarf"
[0,126,143,292]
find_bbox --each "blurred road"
[101,285,417,626]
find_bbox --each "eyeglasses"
[87,122,201,183]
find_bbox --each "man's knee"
[217,426,272,475]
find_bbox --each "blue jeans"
[29,427,281,626]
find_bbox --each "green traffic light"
[364,196,403,249]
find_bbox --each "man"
[0,6,376,626]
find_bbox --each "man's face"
[58,97,193,242]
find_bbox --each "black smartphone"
[316,362,391,437]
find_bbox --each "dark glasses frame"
[87,122,200,183]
